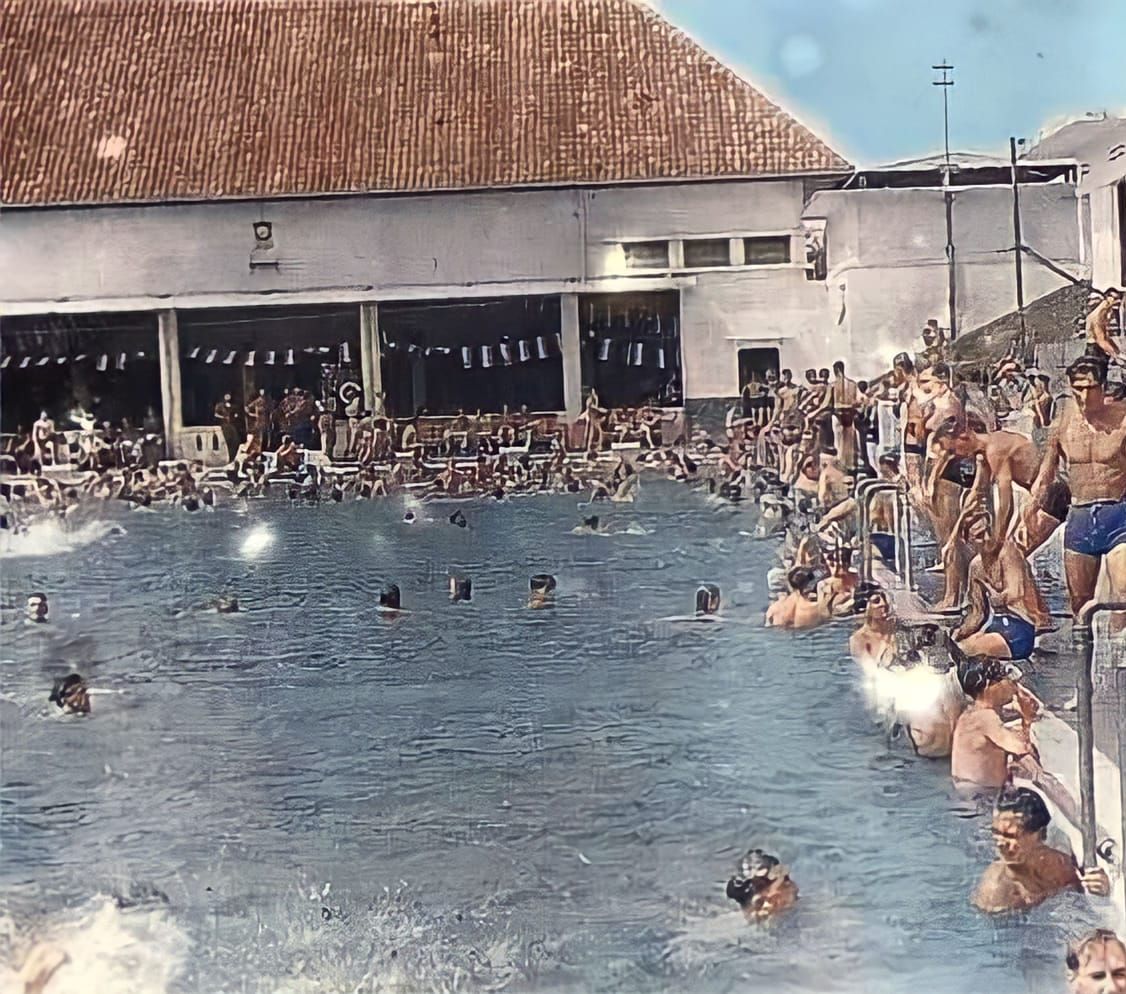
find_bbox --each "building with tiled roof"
[2,0,856,454]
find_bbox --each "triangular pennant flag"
[462,346,473,369]
[37,356,50,366]
[223,350,236,365]
[535,336,548,360]
[118,352,127,370]
[286,350,296,365]
[340,342,351,365]
[188,347,201,359]
[518,340,531,363]
[245,351,256,367]
[481,345,494,368]
[97,354,109,370]
[204,350,218,365]
[598,338,611,362]
[74,354,87,363]
[56,356,67,365]
[265,351,275,365]
[19,356,31,369]
[499,342,512,366]
[0,355,10,369]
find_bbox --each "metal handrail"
[1072,602,1126,870]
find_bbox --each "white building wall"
[805,183,1085,379]
[1090,183,1122,291]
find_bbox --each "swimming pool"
[0,480,1102,993]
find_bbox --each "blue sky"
[655,0,1126,165]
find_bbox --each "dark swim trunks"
[870,531,897,568]
[903,442,926,457]
[940,456,977,489]
[1037,480,1071,523]
[1065,499,1126,557]
[983,612,1036,660]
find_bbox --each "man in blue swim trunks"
[1030,355,1126,621]
[954,511,1050,660]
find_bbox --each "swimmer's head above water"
[26,592,48,623]
[958,655,1018,703]
[449,575,472,603]
[49,674,90,715]
[1067,929,1126,994]
[529,574,557,608]
[695,583,721,616]
[992,786,1051,867]
[380,584,401,611]
[216,595,240,614]
[725,849,797,921]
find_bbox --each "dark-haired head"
[958,655,1010,698]
[893,352,915,373]
[695,583,721,616]
[787,565,817,595]
[380,584,401,610]
[995,785,1051,836]
[530,574,557,594]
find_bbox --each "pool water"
[0,480,1103,993]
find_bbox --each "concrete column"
[561,293,582,418]
[359,302,382,410]
[157,309,182,459]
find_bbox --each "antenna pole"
[933,61,957,340]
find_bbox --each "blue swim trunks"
[983,612,1036,660]
[1064,500,1126,558]
[870,531,897,568]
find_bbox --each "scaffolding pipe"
[1074,601,1126,869]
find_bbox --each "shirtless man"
[769,369,799,427]
[933,416,1069,555]
[213,393,241,462]
[31,411,57,465]
[973,786,1110,914]
[245,389,273,447]
[951,656,1038,790]
[1030,355,1126,618]
[954,511,1050,659]
[849,588,897,666]
[1086,288,1123,364]
[1067,930,1126,994]
[827,360,861,469]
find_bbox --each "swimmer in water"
[529,573,556,609]
[1067,930,1126,994]
[216,595,241,614]
[49,674,90,715]
[573,515,601,535]
[26,592,49,623]
[695,583,721,617]
[449,575,472,603]
[379,583,402,612]
[725,849,798,922]
[449,509,468,528]
[849,589,896,666]
[403,510,417,524]
[973,786,1110,914]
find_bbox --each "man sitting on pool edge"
[973,786,1109,914]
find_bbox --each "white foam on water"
[0,898,189,994]
[240,525,275,559]
[0,519,123,560]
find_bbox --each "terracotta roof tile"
[1,0,851,206]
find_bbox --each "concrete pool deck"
[873,561,1126,933]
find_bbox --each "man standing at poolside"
[1086,288,1122,364]
[213,393,241,462]
[1030,355,1126,619]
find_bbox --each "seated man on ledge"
[973,786,1109,914]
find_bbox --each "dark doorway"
[737,347,780,390]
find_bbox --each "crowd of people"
[6,293,1126,992]
[733,303,1124,986]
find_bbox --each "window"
[683,238,731,269]
[744,236,791,265]
[622,240,670,270]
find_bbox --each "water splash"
[0,897,189,994]
[0,519,123,560]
